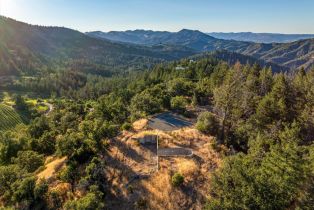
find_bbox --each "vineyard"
[0,104,24,131]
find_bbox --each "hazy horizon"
[0,0,313,34]
[2,15,314,36]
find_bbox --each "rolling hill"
[236,39,314,70]
[88,29,314,70]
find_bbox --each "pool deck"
[148,112,193,132]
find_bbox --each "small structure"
[175,66,186,70]
[132,134,157,145]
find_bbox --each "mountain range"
[0,16,313,77]
[87,29,314,70]
[208,32,314,43]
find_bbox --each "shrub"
[64,185,104,210]
[58,164,77,184]
[121,122,132,131]
[14,95,28,112]
[130,91,162,117]
[170,96,188,112]
[11,176,36,204]
[196,112,219,135]
[167,78,194,96]
[34,179,48,200]
[171,172,184,187]
[13,150,44,173]
[135,197,147,209]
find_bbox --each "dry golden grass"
[49,182,71,194]
[37,156,67,182]
[132,130,170,138]
[47,182,74,207]
[132,118,148,131]
[171,128,212,143]
[139,158,206,210]
[140,169,173,210]
[44,156,55,164]
[175,158,199,180]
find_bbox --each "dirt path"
[42,102,53,115]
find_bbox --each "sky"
[0,0,313,34]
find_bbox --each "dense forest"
[1,54,314,209]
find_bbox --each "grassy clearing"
[25,99,37,106]
[37,156,67,182]
[1,91,50,114]
[36,104,49,112]
[0,104,24,131]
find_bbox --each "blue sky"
[0,0,313,33]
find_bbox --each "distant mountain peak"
[176,29,216,40]
[178,29,207,36]
[178,29,201,33]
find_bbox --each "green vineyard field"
[0,104,24,131]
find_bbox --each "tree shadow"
[112,138,146,163]
[141,144,157,154]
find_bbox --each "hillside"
[0,17,196,77]
[239,39,314,70]
[1,56,314,209]
[208,32,314,43]
[88,29,314,70]
[194,51,289,72]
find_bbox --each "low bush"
[171,172,184,187]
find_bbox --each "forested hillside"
[1,52,286,99]
[0,55,313,209]
[193,51,289,72]
[89,29,314,70]
[0,16,196,77]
